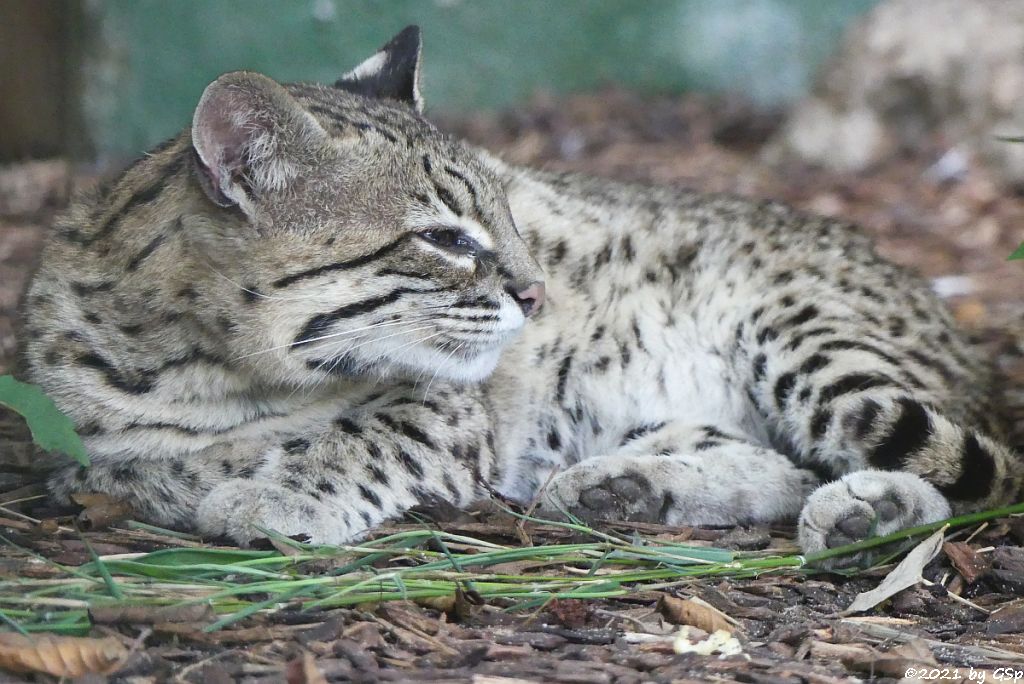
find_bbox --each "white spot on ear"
[345,51,389,81]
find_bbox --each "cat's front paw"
[540,462,671,524]
[798,470,951,568]
[196,478,355,546]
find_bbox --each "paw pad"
[570,472,665,522]
[799,471,951,569]
[826,513,872,549]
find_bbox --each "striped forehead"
[290,84,430,135]
[288,84,507,246]
[411,151,502,248]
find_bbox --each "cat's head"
[188,26,545,386]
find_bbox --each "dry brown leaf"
[0,632,128,677]
[71,492,134,531]
[547,598,590,629]
[77,501,134,531]
[843,527,945,614]
[69,492,118,508]
[943,541,991,584]
[34,518,59,534]
[657,595,732,633]
[416,587,472,620]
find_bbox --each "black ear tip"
[386,25,421,54]
[393,25,421,44]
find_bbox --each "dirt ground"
[1,90,1024,682]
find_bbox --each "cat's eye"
[418,227,479,256]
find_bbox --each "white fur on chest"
[581,293,763,446]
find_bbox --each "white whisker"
[231,315,441,361]
[423,341,465,401]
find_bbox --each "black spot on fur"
[907,350,955,382]
[77,352,156,395]
[358,484,381,507]
[773,272,794,285]
[555,354,573,404]
[620,235,636,262]
[125,234,167,272]
[283,438,311,454]
[549,240,568,265]
[810,408,832,439]
[785,326,837,351]
[397,449,425,478]
[940,434,996,500]
[773,372,796,408]
[620,422,666,446]
[752,353,767,381]
[398,421,435,449]
[112,460,138,482]
[367,463,390,485]
[785,305,818,327]
[818,374,898,405]
[618,341,631,367]
[434,184,463,216]
[798,353,830,375]
[868,398,931,469]
[819,339,902,368]
[334,417,362,435]
[71,281,116,297]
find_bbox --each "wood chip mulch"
[1,89,1023,682]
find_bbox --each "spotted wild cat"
[19,26,1023,562]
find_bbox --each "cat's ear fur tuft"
[192,71,325,212]
[335,25,423,113]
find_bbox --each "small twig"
[0,504,41,524]
[964,522,988,544]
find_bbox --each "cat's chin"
[387,345,505,385]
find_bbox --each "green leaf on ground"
[0,375,89,466]
[1010,242,1024,260]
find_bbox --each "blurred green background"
[2,0,880,162]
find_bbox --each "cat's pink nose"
[511,281,545,317]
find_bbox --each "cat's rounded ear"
[334,25,423,113]
[192,71,326,212]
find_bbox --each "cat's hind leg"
[538,422,819,526]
